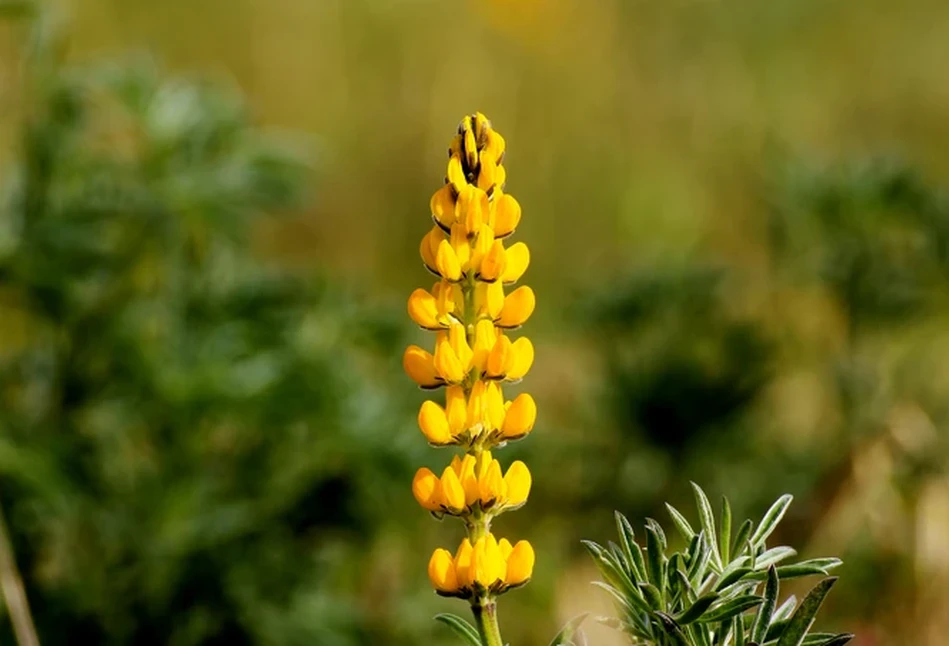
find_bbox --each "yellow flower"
[433,324,473,384]
[505,540,535,587]
[478,239,507,282]
[501,393,537,439]
[412,468,441,511]
[428,548,459,594]
[492,193,521,238]
[501,242,530,284]
[403,345,441,389]
[409,113,537,603]
[407,285,457,330]
[428,534,535,597]
[412,454,532,516]
[496,286,536,328]
[417,400,453,445]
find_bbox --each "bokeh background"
[1,0,948,644]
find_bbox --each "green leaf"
[720,496,732,564]
[772,595,798,623]
[584,542,647,612]
[639,582,664,611]
[691,482,722,569]
[733,614,747,646]
[646,517,668,551]
[752,565,779,643]
[645,519,667,593]
[666,502,696,542]
[756,546,798,569]
[616,512,648,583]
[802,633,854,646]
[750,494,793,548]
[548,613,588,646]
[655,612,691,646]
[774,578,839,646]
[732,519,754,558]
[696,595,764,624]
[766,618,791,641]
[690,622,713,646]
[434,613,482,646]
[667,553,687,601]
[716,565,753,591]
[688,531,711,586]
[747,559,841,581]
[675,593,720,625]
[593,580,652,617]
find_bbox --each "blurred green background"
[1,1,948,644]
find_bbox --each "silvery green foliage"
[586,484,852,646]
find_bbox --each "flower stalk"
[472,600,504,646]
[405,113,536,642]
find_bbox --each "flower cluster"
[428,533,535,599]
[412,451,531,517]
[404,114,535,606]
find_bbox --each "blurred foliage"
[0,12,429,646]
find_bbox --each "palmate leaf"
[590,491,850,646]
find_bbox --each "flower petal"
[506,337,534,381]
[403,345,441,389]
[500,242,529,284]
[412,468,441,511]
[429,548,459,594]
[431,185,456,230]
[497,286,535,328]
[505,540,534,586]
[493,193,521,238]
[503,461,531,507]
[407,288,442,330]
[501,393,536,439]
[418,400,452,445]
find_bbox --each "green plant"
[586,484,851,646]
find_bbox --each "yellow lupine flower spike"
[407,115,535,631]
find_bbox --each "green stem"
[472,600,504,646]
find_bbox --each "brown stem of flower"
[0,502,40,646]
[472,599,504,646]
